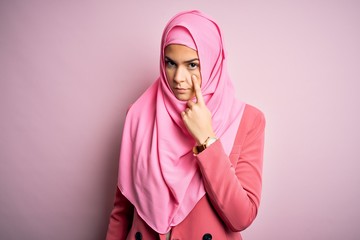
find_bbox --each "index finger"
[192,75,204,104]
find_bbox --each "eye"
[189,62,198,69]
[165,59,176,68]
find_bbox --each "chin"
[175,94,191,101]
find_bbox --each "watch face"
[206,137,217,147]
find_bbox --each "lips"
[174,87,189,94]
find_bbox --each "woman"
[106,10,265,240]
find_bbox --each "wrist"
[193,136,218,155]
[195,132,216,145]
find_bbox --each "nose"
[173,66,188,84]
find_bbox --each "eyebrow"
[165,56,199,64]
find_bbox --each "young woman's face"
[164,44,202,101]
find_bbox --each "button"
[135,231,142,240]
[202,233,212,240]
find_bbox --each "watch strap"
[192,137,218,155]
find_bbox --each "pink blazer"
[106,104,265,240]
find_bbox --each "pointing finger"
[192,75,204,104]
[187,99,195,108]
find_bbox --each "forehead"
[164,44,199,60]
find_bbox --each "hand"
[181,75,216,145]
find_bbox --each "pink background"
[1,1,359,239]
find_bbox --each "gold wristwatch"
[193,137,218,155]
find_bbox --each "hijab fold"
[118,10,245,233]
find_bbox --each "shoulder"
[242,104,266,127]
[125,80,160,119]
[232,103,265,150]
[126,80,160,114]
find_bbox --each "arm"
[196,106,265,231]
[106,187,134,240]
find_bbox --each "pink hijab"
[118,10,245,233]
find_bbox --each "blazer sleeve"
[105,187,134,240]
[196,105,265,232]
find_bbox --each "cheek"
[165,69,173,84]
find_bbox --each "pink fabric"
[118,10,245,234]
[166,26,197,51]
